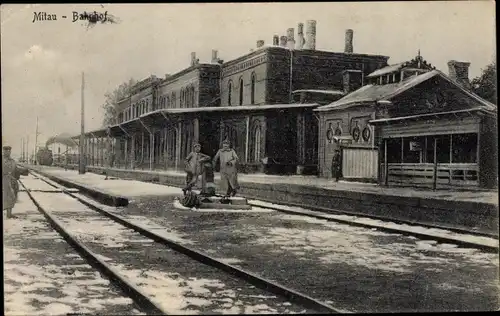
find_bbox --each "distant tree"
[471,62,497,105]
[101,78,138,127]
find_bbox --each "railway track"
[20,172,343,315]
[29,165,499,241]
[246,200,499,253]
[26,167,499,254]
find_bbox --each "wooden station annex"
[315,54,497,188]
[74,21,389,175]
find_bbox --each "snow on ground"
[69,192,199,245]
[19,176,59,191]
[29,194,305,314]
[3,193,142,316]
[115,265,305,314]
[37,169,180,198]
[229,210,499,277]
[37,165,498,204]
[249,200,499,248]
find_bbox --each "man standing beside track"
[212,139,240,197]
[2,145,20,218]
[183,143,211,195]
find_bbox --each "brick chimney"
[273,35,279,46]
[286,28,295,49]
[448,60,471,89]
[256,40,265,48]
[342,70,363,94]
[296,23,305,49]
[190,52,197,66]
[304,20,316,50]
[344,29,353,53]
[279,36,287,47]
[211,50,219,63]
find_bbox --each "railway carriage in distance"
[36,147,54,166]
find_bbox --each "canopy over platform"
[70,103,321,139]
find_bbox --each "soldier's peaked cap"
[3,145,12,150]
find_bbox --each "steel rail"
[246,198,498,240]
[29,167,499,253]
[247,201,499,253]
[27,171,344,314]
[29,167,499,254]
[18,178,169,316]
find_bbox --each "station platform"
[27,164,498,235]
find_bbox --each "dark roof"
[145,103,319,115]
[223,46,389,68]
[315,70,497,112]
[71,103,319,139]
[292,89,345,96]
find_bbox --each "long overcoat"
[213,148,240,193]
[3,157,19,210]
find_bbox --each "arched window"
[187,86,192,108]
[171,92,176,108]
[228,81,233,106]
[180,88,185,108]
[250,72,256,104]
[239,77,244,106]
[190,86,196,107]
[253,125,261,162]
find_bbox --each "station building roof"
[314,70,497,113]
[72,103,320,139]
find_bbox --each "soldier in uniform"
[3,146,20,218]
[213,139,240,197]
[183,143,211,195]
[331,149,342,182]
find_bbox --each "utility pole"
[79,72,86,174]
[34,116,39,165]
[21,138,24,162]
[26,135,30,164]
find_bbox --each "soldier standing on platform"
[3,146,20,218]
[183,143,210,195]
[213,139,240,197]
[331,149,342,182]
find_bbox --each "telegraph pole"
[21,138,24,162]
[26,135,30,164]
[79,72,86,174]
[34,116,39,164]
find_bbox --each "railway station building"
[73,22,389,175]
[68,21,496,189]
[315,54,497,188]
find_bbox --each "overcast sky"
[1,2,496,158]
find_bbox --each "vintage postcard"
[2,2,498,315]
